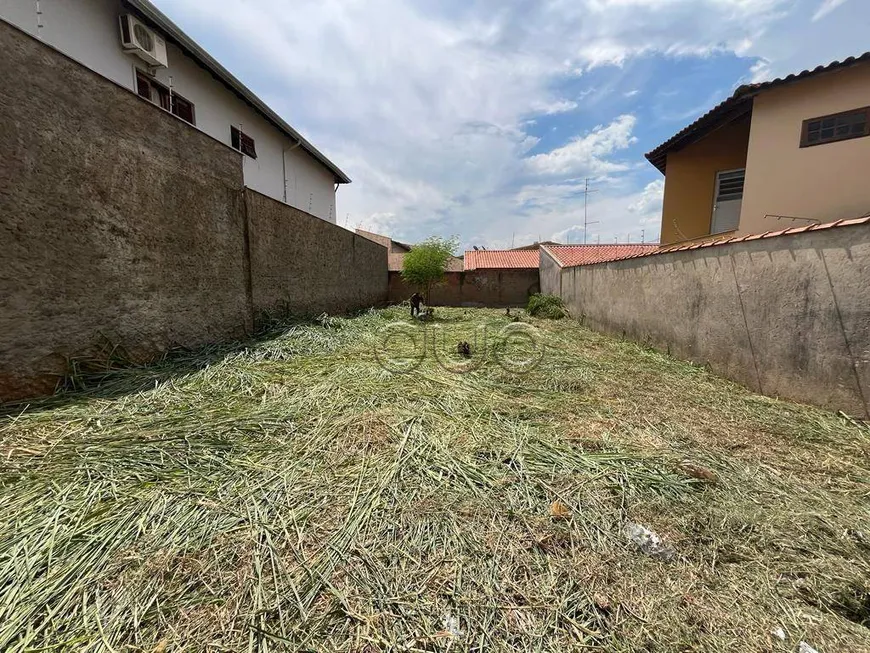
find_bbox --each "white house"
[0,0,350,223]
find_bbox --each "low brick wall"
[389,270,540,307]
[246,190,387,319]
[558,223,870,418]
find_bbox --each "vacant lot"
[1,307,868,652]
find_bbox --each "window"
[711,168,744,234]
[800,107,868,147]
[231,126,257,158]
[172,95,195,125]
[134,70,196,125]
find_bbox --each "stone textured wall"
[0,19,249,401]
[246,190,388,319]
[559,224,870,418]
[389,270,540,308]
[0,23,388,402]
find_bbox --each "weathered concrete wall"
[0,23,385,402]
[0,19,250,401]
[560,224,870,418]
[539,247,562,297]
[389,270,539,308]
[246,190,388,318]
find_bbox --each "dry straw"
[1,308,868,651]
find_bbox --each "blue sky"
[154,0,867,249]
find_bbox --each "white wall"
[0,0,339,222]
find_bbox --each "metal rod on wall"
[35,0,43,37]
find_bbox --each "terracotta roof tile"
[464,250,539,270]
[574,216,870,267]
[388,253,464,272]
[543,244,659,268]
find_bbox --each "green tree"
[401,236,459,304]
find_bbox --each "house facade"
[647,53,870,246]
[0,0,349,223]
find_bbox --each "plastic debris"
[771,626,786,641]
[798,643,819,653]
[443,614,463,638]
[624,522,674,559]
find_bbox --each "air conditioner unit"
[119,14,168,68]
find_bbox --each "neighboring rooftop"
[464,249,540,271]
[387,252,464,273]
[562,216,870,267]
[645,51,870,174]
[543,244,660,268]
[509,241,562,251]
[355,229,412,253]
[127,0,351,184]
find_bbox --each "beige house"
[647,52,870,246]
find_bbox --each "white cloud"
[813,0,850,21]
[628,179,665,215]
[529,99,580,115]
[153,0,870,247]
[551,225,588,244]
[526,115,638,176]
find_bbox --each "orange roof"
[551,216,870,268]
[543,244,659,267]
[464,250,539,270]
[388,252,464,272]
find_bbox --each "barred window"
[135,70,195,125]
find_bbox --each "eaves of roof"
[126,0,351,184]
[645,52,870,175]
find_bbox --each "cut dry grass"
[1,307,868,652]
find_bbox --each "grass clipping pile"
[527,293,568,320]
[1,307,869,652]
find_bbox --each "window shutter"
[231,126,257,158]
[135,71,151,100]
[172,96,195,125]
[241,133,257,159]
[715,169,745,202]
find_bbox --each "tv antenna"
[582,178,599,244]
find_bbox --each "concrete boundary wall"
[388,270,540,308]
[559,224,870,418]
[0,21,386,402]
[539,247,562,297]
[246,190,387,318]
